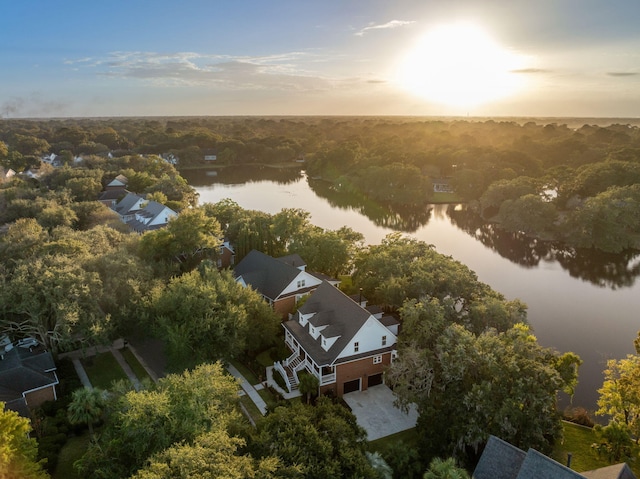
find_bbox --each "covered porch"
[273,330,336,393]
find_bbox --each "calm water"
[185,167,640,412]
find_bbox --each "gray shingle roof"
[516,449,585,479]
[473,436,636,479]
[115,192,144,215]
[283,281,379,366]
[276,253,306,269]
[582,463,637,479]
[234,250,303,301]
[473,435,527,479]
[0,347,58,415]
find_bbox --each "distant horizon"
[3,1,640,119]
[4,114,640,128]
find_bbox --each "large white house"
[277,281,399,396]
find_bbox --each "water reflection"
[447,205,640,289]
[308,178,432,232]
[180,166,303,187]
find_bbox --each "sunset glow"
[397,23,531,108]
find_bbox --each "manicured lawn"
[258,387,280,410]
[256,350,274,369]
[230,359,260,385]
[120,347,153,383]
[53,431,91,479]
[238,395,263,425]
[81,352,128,390]
[552,421,640,476]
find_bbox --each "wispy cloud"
[607,71,638,77]
[355,20,415,37]
[510,68,550,74]
[70,51,337,91]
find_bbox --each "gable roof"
[283,281,393,366]
[473,435,637,479]
[276,253,306,270]
[0,347,58,416]
[473,435,527,479]
[234,250,306,301]
[582,464,637,479]
[114,192,145,216]
[127,201,177,232]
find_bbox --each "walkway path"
[60,338,153,391]
[110,347,142,390]
[226,364,268,415]
[265,366,301,400]
[71,358,92,389]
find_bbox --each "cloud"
[355,20,415,37]
[76,51,336,91]
[607,71,638,77]
[510,68,550,74]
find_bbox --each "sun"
[396,22,529,109]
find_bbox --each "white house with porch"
[275,281,398,397]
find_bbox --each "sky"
[1,0,640,118]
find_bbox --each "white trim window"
[373,355,382,364]
[382,335,387,346]
[354,342,359,353]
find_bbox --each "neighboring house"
[202,149,217,161]
[112,192,178,232]
[234,250,325,318]
[160,153,178,165]
[218,240,236,269]
[474,435,637,479]
[0,339,58,417]
[105,174,128,190]
[98,188,130,208]
[277,281,398,397]
[0,168,16,183]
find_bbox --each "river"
[183,166,640,413]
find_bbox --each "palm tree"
[423,457,470,479]
[67,387,107,438]
[297,371,319,405]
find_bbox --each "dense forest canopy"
[2,116,640,252]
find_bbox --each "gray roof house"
[0,344,58,417]
[473,435,636,479]
[278,281,398,396]
[234,250,325,317]
[112,192,177,232]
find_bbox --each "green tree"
[252,398,377,479]
[67,387,107,438]
[0,401,49,479]
[139,207,222,273]
[388,301,580,461]
[297,371,319,405]
[131,430,291,479]
[597,343,640,441]
[423,457,469,479]
[151,266,279,367]
[77,363,240,479]
[0,255,106,353]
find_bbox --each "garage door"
[343,378,361,394]
[367,373,383,388]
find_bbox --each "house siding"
[25,386,56,409]
[320,352,392,396]
[273,296,297,318]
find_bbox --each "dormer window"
[322,338,326,347]
[382,335,387,346]
[354,342,359,353]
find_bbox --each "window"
[382,335,387,346]
[354,342,359,353]
[322,338,326,347]
[373,355,382,364]
[297,279,306,288]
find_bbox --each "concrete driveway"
[343,384,418,441]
